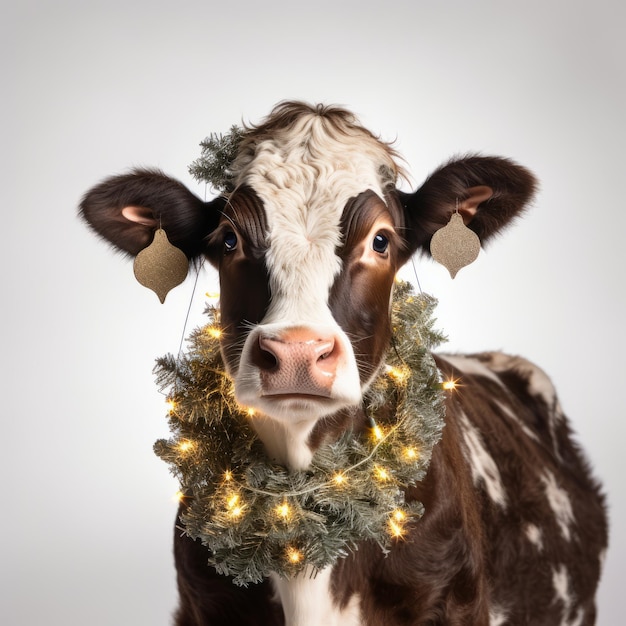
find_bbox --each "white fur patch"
[486,353,563,420]
[489,605,508,626]
[459,411,507,508]
[542,470,575,542]
[524,523,544,551]
[552,563,571,608]
[438,354,505,387]
[250,413,317,470]
[552,564,584,626]
[271,568,361,626]
[479,353,565,460]
[493,399,540,442]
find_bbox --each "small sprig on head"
[188,126,244,193]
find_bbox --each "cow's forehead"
[231,112,399,322]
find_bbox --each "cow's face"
[207,110,410,425]
[211,186,403,425]
[80,102,536,465]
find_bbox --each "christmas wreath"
[154,281,447,585]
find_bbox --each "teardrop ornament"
[133,229,189,303]
[430,212,481,279]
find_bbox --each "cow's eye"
[372,233,389,254]
[223,231,238,253]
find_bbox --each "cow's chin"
[236,390,358,424]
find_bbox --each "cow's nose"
[254,327,341,397]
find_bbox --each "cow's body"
[80,102,607,625]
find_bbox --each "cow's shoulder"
[434,351,564,448]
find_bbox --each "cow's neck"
[250,414,316,470]
[252,413,361,625]
[271,568,361,626]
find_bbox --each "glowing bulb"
[207,326,222,339]
[226,493,244,518]
[223,470,233,482]
[276,502,291,519]
[173,490,185,503]
[372,425,384,441]
[404,447,419,461]
[442,378,458,391]
[385,365,409,384]
[332,473,346,486]
[286,547,303,564]
[246,407,256,417]
[374,466,390,481]
[166,399,176,414]
[178,440,195,453]
[387,518,405,539]
[392,509,406,522]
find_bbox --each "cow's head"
[80,102,536,468]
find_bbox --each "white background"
[3,1,624,624]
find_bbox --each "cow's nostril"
[253,336,279,371]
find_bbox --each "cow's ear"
[396,156,537,260]
[79,169,225,260]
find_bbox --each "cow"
[79,101,607,626]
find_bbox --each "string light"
[206,326,222,339]
[442,378,459,391]
[173,490,185,503]
[178,440,195,453]
[386,509,409,539]
[374,465,391,481]
[230,506,244,518]
[286,547,303,564]
[166,398,176,414]
[226,493,245,518]
[223,470,233,482]
[372,424,385,441]
[332,472,346,486]
[385,364,409,384]
[276,502,291,520]
[404,447,419,461]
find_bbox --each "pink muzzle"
[255,327,341,398]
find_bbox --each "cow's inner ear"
[121,205,158,227]
[458,186,493,224]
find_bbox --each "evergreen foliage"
[154,281,447,585]
[188,126,243,192]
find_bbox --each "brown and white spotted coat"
[80,102,607,626]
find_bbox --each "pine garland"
[153,281,447,586]
[188,126,243,192]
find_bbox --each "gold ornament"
[430,212,481,278]
[133,229,189,303]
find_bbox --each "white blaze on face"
[241,114,389,323]
[231,112,397,429]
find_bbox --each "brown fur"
[78,102,607,626]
